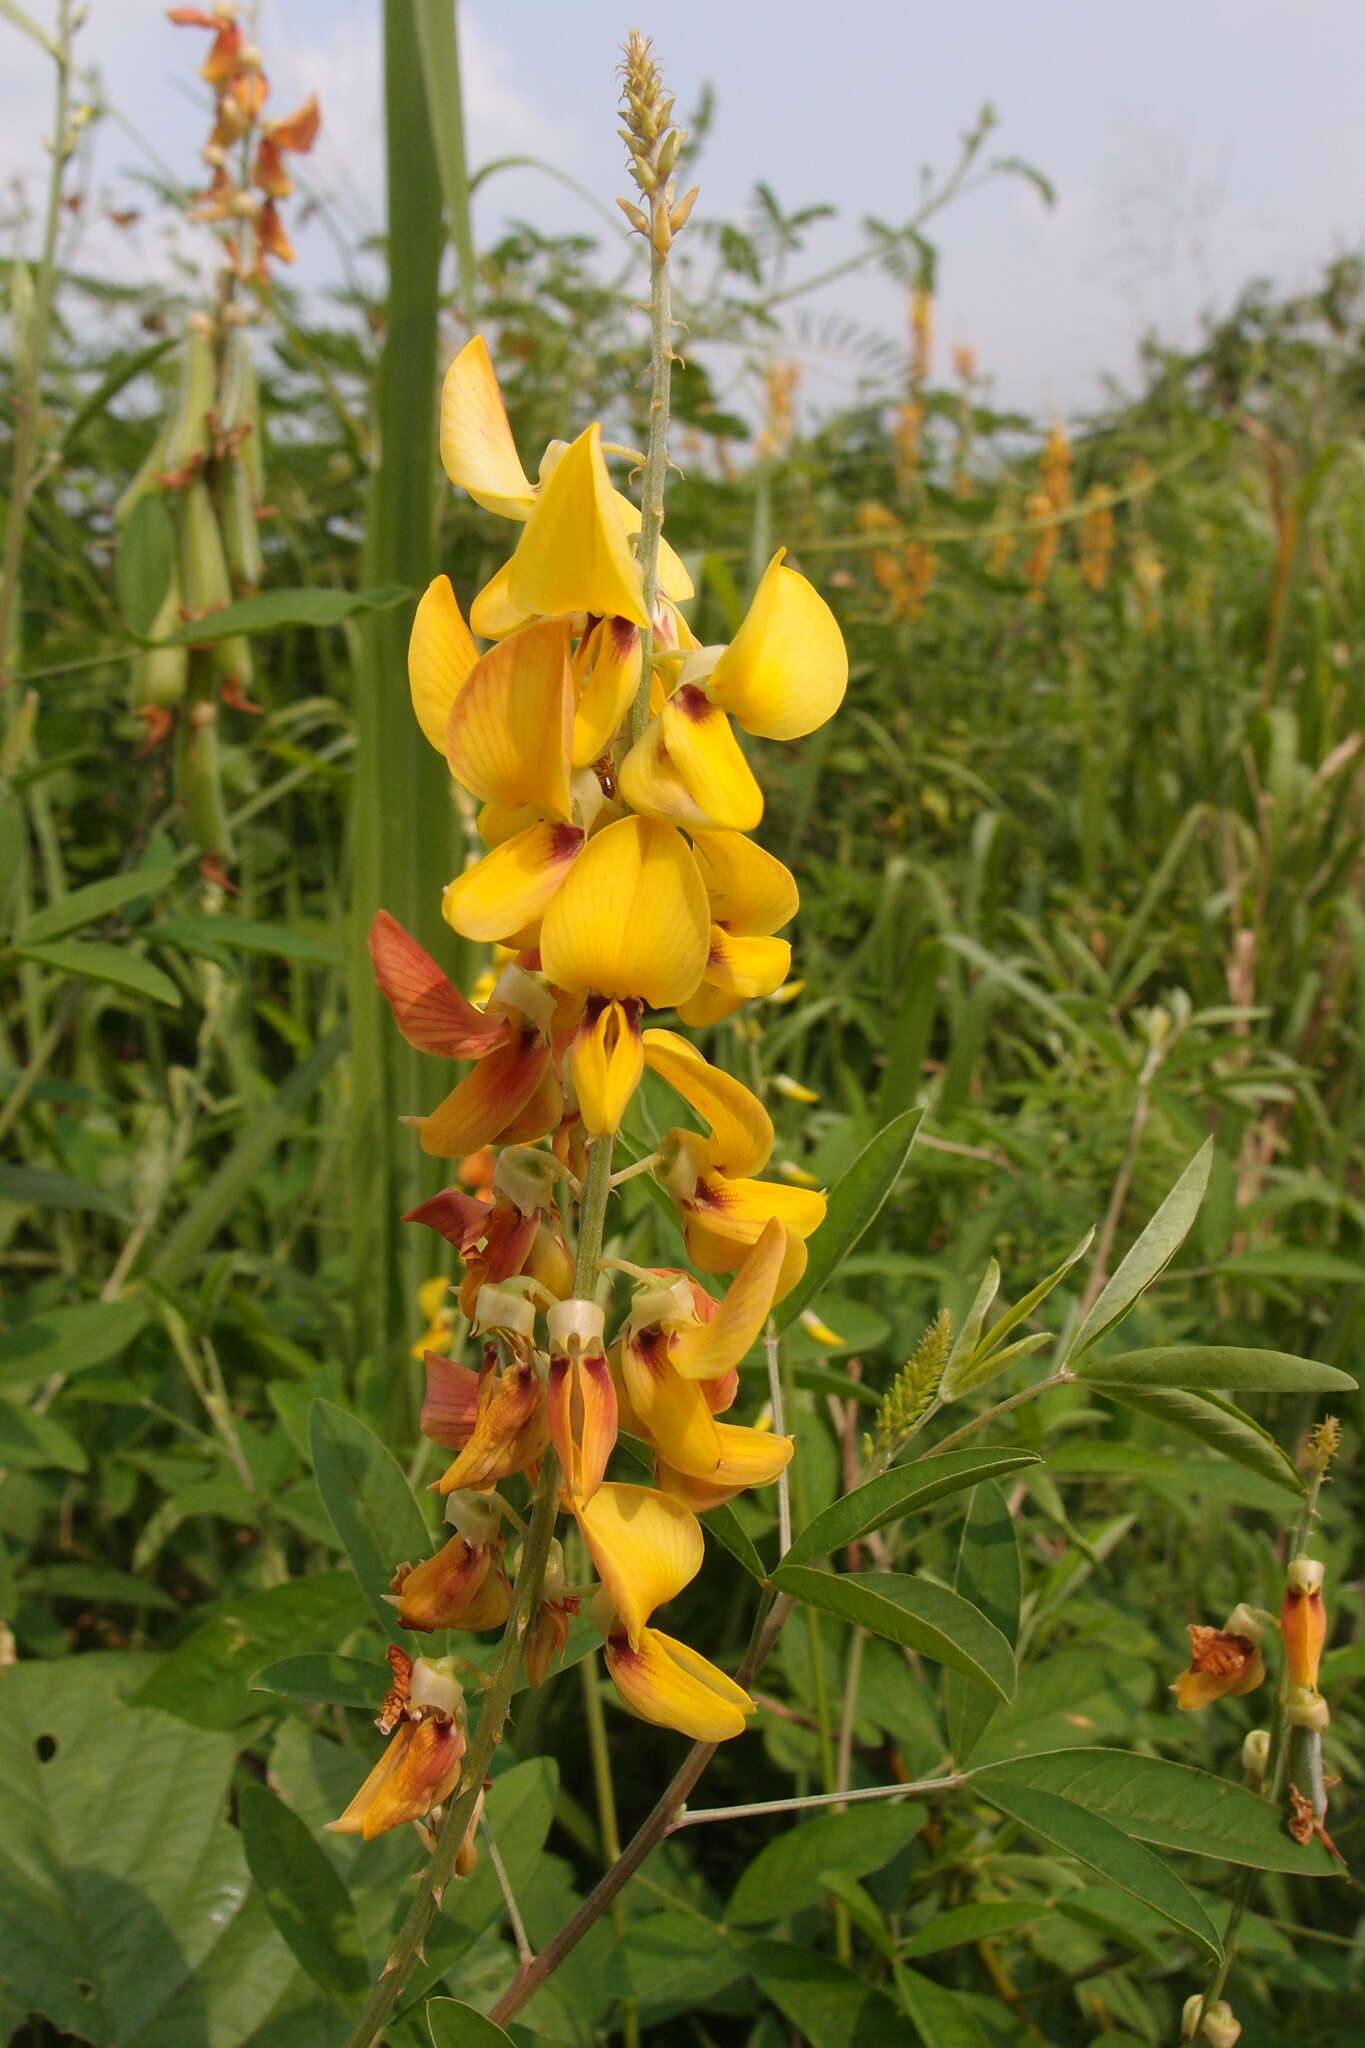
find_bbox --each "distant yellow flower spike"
[605,1626,754,1741]
[575,1480,703,1646]
[642,1027,773,1178]
[507,423,651,629]
[799,1306,844,1346]
[540,816,709,1009]
[708,548,848,739]
[408,576,479,754]
[446,620,575,823]
[439,335,536,520]
[774,1073,820,1104]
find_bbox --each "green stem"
[626,232,674,746]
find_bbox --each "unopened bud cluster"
[617,31,698,254]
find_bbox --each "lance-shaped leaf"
[238,1782,370,2011]
[426,2003,518,2048]
[771,1565,1015,1701]
[1078,1345,1355,1393]
[13,861,174,948]
[1067,1141,1212,1360]
[945,1482,1022,1767]
[1092,1382,1304,1495]
[249,1654,379,1711]
[310,1398,434,1634]
[941,1230,1093,1400]
[782,1446,1040,1568]
[777,1109,922,1330]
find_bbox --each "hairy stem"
[626,229,673,745]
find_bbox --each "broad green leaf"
[135,1571,366,1729]
[1093,1382,1304,1494]
[0,1399,86,1472]
[894,1964,992,2046]
[944,1482,1021,1766]
[783,1446,1040,1568]
[972,1779,1221,1961]
[777,1109,922,1330]
[0,1163,126,1218]
[14,861,174,947]
[411,1758,559,1996]
[310,1398,434,1635]
[19,1564,179,1613]
[12,938,182,1009]
[1046,1439,1304,1513]
[974,1749,1340,1874]
[744,1939,904,2048]
[772,1565,1015,1701]
[151,914,342,969]
[0,1300,147,1390]
[727,1803,926,1925]
[970,1648,1150,1765]
[162,582,408,645]
[942,1230,1092,1399]
[701,1501,766,1581]
[116,493,174,638]
[0,1655,252,2046]
[1078,1345,1354,1393]
[1067,1141,1212,1360]
[427,2001,517,2048]
[899,1899,1043,1957]
[249,1653,380,1711]
[238,1781,370,2010]
[610,1912,742,2019]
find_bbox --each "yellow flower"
[546,1299,619,1503]
[1172,1610,1266,1711]
[1281,1557,1326,1691]
[412,1276,457,1362]
[540,815,711,1010]
[327,1655,467,1841]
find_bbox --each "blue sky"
[5,0,1363,420]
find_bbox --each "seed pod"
[210,632,255,703]
[130,576,189,710]
[176,476,232,619]
[178,698,231,865]
[218,320,264,499]
[115,414,174,527]
[163,314,217,475]
[220,454,263,591]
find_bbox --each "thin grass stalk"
[412,0,479,328]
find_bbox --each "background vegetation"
[1,6,1361,2045]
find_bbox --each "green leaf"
[136,1572,366,1729]
[783,1446,1040,1568]
[151,914,342,969]
[943,1259,999,1376]
[969,1648,1151,1766]
[310,1398,433,1636]
[249,1654,380,1711]
[163,582,409,645]
[1078,1345,1355,1393]
[899,1899,1043,1957]
[0,1655,253,2046]
[944,1482,1022,1766]
[1067,1141,1212,1360]
[777,1109,922,1330]
[238,1781,370,2010]
[972,1779,1221,1961]
[427,2002,518,2048]
[974,1749,1340,1874]
[116,493,174,638]
[18,1564,179,1613]
[727,1803,926,1926]
[0,1399,87,1472]
[701,1501,766,1581]
[893,1964,992,2046]
[942,1230,1092,1399]
[0,1163,127,1218]
[1093,1382,1304,1494]
[412,1758,559,1994]
[744,1939,904,2048]
[12,938,182,1008]
[772,1565,1015,1701]
[611,1912,742,2017]
[13,861,175,948]
[1212,1246,1365,1286]
[0,1300,147,1390]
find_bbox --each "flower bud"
[1201,2001,1242,2047]
[1286,1683,1331,1733]
[443,1488,503,1546]
[1241,1727,1270,1786]
[472,1284,536,1345]
[1281,1554,1326,1691]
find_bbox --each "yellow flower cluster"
[340,337,847,1834]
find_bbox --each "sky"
[4,0,1364,424]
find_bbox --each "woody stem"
[343,1143,616,2047]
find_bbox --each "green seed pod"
[163,313,218,475]
[210,633,254,703]
[218,320,265,499]
[176,476,232,620]
[220,454,264,591]
[130,577,188,710]
[179,699,231,864]
[114,412,174,527]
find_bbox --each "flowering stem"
[627,230,674,746]
[765,1316,793,1556]
[930,1369,1072,1458]
[669,1771,962,1830]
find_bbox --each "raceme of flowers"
[336,335,847,1839]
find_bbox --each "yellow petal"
[439,335,536,518]
[415,1035,553,1157]
[446,620,574,820]
[470,557,529,640]
[676,979,749,1028]
[436,1359,547,1491]
[616,712,713,828]
[619,1330,723,1479]
[443,822,583,944]
[408,576,479,753]
[690,829,799,934]
[605,1627,753,1741]
[572,619,642,768]
[656,1423,795,1508]
[547,1349,619,1503]
[572,996,645,1137]
[658,690,763,830]
[540,816,710,1008]
[707,549,848,739]
[669,1217,787,1378]
[476,798,541,850]
[703,929,792,1002]
[642,1027,773,1177]
[575,1481,702,1645]
[508,424,650,627]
